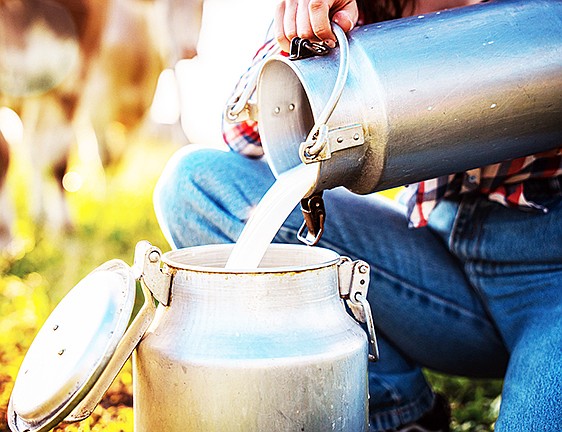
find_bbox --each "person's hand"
[274,0,358,52]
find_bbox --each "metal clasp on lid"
[297,193,325,246]
[133,240,172,306]
[300,123,365,163]
[225,98,258,123]
[338,257,379,362]
[289,36,330,60]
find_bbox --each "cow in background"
[85,0,204,168]
[164,0,204,64]
[84,0,167,168]
[0,0,110,241]
[0,0,204,250]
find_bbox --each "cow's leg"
[0,130,14,249]
[21,95,74,233]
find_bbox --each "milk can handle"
[338,257,379,362]
[300,23,350,161]
[354,292,379,362]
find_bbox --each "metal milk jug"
[134,243,375,431]
[253,0,562,196]
[8,242,377,432]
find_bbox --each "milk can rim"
[161,243,341,273]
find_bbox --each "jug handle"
[338,257,380,362]
[299,23,350,162]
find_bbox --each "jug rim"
[258,56,318,179]
[162,243,341,273]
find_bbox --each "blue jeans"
[154,147,562,431]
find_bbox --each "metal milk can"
[135,243,376,431]
[8,241,377,432]
[251,0,562,196]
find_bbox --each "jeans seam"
[462,260,508,349]
[449,198,507,348]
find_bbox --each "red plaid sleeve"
[408,150,562,228]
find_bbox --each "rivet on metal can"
[148,251,160,263]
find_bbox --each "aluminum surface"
[257,0,562,195]
[134,244,369,432]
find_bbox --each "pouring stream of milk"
[225,163,318,269]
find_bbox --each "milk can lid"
[7,259,137,432]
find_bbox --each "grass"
[0,135,502,431]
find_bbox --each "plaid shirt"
[222,40,562,228]
[222,39,281,158]
[405,152,562,227]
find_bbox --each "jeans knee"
[154,146,229,247]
